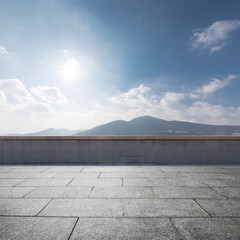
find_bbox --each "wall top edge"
[0,136,240,140]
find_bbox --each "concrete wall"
[0,136,239,164]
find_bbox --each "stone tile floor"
[0,165,239,239]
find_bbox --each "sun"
[57,58,81,82]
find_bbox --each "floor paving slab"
[160,166,208,172]
[100,172,146,179]
[69,178,122,187]
[120,166,140,172]
[160,166,240,173]
[222,179,240,187]
[208,168,240,173]
[171,178,206,187]
[182,172,237,180]
[196,199,240,217]
[123,178,176,187]
[0,187,35,198]
[8,168,49,173]
[53,173,100,179]
[168,178,230,187]
[212,187,240,198]
[82,167,122,172]
[0,173,56,179]
[172,217,240,240]
[0,178,25,186]
[144,172,188,179]
[39,199,123,217]
[17,178,72,187]
[153,186,223,198]
[230,174,240,180]
[43,167,84,173]
[25,186,92,198]
[0,168,12,173]
[122,166,163,172]
[199,178,231,187]
[122,199,209,217]
[124,177,227,187]
[89,187,154,199]
[2,166,44,168]
[70,217,181,240]
[0,198,51,216]
[0,216,77,240]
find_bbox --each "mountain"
[74,116,240,136]
[24,128,83,136]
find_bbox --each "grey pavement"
[0,165,239,239]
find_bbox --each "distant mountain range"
[5,116,240,136]
[74,116,240,136]
[25,128,83,136]
[8,128,83,136]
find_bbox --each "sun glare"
[58,58,81,82]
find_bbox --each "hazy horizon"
[2,115,240,136]
[1,0,240,134]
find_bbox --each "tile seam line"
[0,215,78,218]
[35,198,54,216]
[0,215,239,219]
[1,197,227,200]
[12,179,28,187]
[51,173,58,179]
[67,217,79,240]
[206,185,228,199]
[0,196,230,199]
[21,186,38,198]
[88,186,94,198]
[2,186,96,188]
[193,198,212,217]
[220,179,236,187]
[169,217,187,240]
[40,167,50,173]
[66,178,75,187]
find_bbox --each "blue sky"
[0,0,240,133]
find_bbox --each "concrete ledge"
[0,137,240,164]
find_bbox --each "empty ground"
[0,165,240,239]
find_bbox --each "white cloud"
[0,79,33,103]
[109,84,154,108]
[31,86,68,104]
[109,85,187,120]
[0,90,7,103]
[187,102,240,125]
[159,92,187,119]
[196,74,238,95]
[0,45,9,56]
[188,93,199,99]
[0,79,70,133]
[209,43,225,54]
[190,20,240,54]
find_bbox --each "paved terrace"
[0,165,240,239]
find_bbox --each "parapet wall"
[0,136,239,164]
